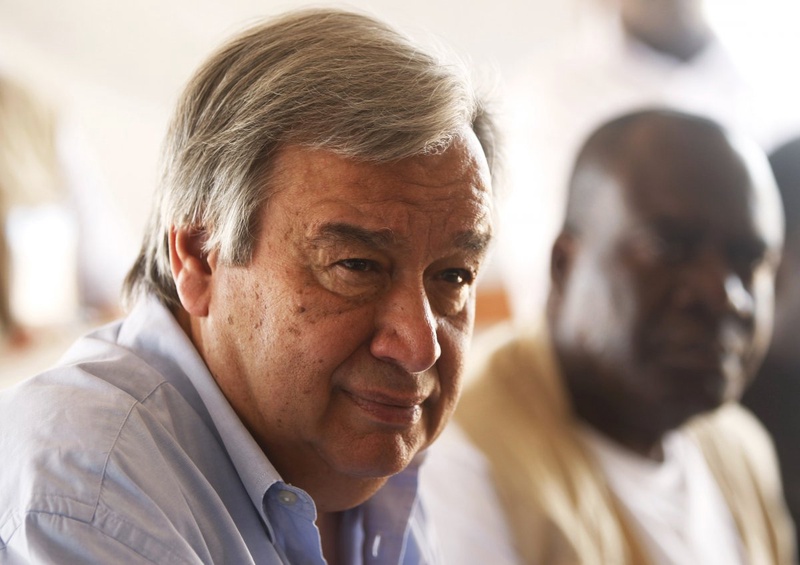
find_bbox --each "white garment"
[496,16,800,325]
[419,423,521,565]
[579,426,745,565]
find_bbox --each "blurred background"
[2,0,800,386]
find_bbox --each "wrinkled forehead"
[264,135,494,242]
[266,127,492,196]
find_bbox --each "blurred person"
[0,74,64,345]
[0,73,129,347]
[496,0,800,326]
[743,136,800,547]
[0,8,497,564]
[423,109,795,564]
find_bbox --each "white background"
[1,0,796,262]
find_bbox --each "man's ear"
[170,226,216,317]
[550,232,578,298]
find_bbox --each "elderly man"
[423,108,795,564]
[0,8,495,564]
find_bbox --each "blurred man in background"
[424,109,795,564]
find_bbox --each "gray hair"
[123,7,497,308]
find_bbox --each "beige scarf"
[457,323,796,564]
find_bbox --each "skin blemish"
[227,315,233,325]
[296,306,307,314]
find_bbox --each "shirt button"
[277,490,298,506]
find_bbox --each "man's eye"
[657,240,689,263]
[338,258,375,272]
[318,257,386,299]
[440,268,474,285]
[635,233,691,264]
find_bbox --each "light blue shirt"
[0,296,439,564]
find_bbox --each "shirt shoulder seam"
[0,507,194,564]
[92,380,171,518]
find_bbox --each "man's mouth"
[343,389,426,428]
[655,343,744,401]
[653,324,748,375]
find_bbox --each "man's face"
[552,138,782,442]
[198,134,492,497]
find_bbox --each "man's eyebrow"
[454,230,493,253]
[310,223,396,249]
[309,222,492,253]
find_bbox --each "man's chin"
[323,433,423,481]
[656,387,727,431]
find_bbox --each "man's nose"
[723,274,754,318]
[370,282,441,374]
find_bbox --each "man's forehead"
[268,137,492,213]
[622,163,780,245]
[269,129,490,184]
[260,136,494,259]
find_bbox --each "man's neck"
[566,386,667,461]
[577,409,666,461]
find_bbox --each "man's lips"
[655,342,744,398]
[343,389,427,428]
